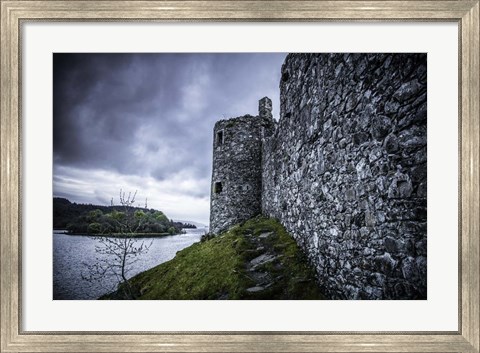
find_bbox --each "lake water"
[53,228,206,300]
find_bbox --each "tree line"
[53,197,195,236]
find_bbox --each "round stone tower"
[209,97,273,235]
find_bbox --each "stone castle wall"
[210,53,427,299]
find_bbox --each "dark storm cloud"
[54,53,285,177]
[53,53,286,221]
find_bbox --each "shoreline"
[53,231,188,238]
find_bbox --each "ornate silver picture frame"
[1,1,478,352]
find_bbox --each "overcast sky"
[53,53,287,225]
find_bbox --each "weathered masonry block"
[211,53,427,299]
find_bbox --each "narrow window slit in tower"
[214,182,223,194]
[216,130,224,146]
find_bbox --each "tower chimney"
[259,97,273,120]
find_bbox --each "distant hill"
[53,197,194,235]
[173,220,208,228]
[54,198,115,229]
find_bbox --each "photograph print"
[53,53,427,300]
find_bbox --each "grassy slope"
[106,216,325,300]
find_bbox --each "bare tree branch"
[82,189,152,299]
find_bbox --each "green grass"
[103,216,325,300]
